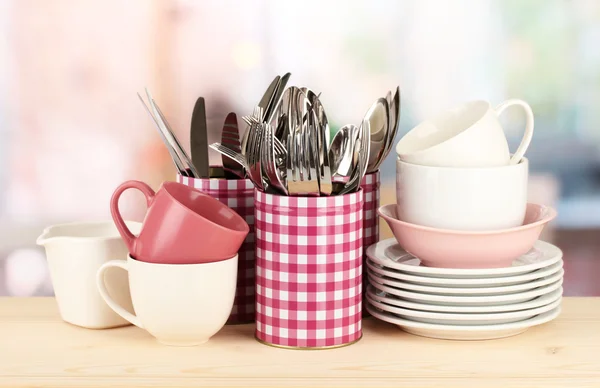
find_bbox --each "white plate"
[367,258,563,288]
[367,238,562,278]
[366,284,564,313]
[370,278,563,306]
[366,303,562,340]
[367,264,565,295]
[366,293,562,325]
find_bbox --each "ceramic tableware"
[396,157,528,231]
[367,263,564,295]
[36,221,141,329]
[366,239,562,278]
[367,293,561,326]
[379,203,557,268]
[366,303,561,340]
[366,284,564,313]
[177,174,256,324]
[395,99,534,167]
[110,180,249,264]
[369,277,563,306]
[366,258,563,288]
[97,254,237,346]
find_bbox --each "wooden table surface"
[0,297,598,387]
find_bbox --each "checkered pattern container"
[177,175,255,324]
[360,171,380,315]
[361,171,380,255]
[254,189,364,349]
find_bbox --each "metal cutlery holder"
[254,189,364,349]
[177,174,256,324]
[360,171,380,316]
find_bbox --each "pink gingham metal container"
[177,175,255,324]
[254,189,364,349]
[360,171,380,315]
[361,171,380,254]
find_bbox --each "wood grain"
[0,297,599,387]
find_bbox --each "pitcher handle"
[494,99,534,165]
[110,180,155,253]
[96,260,143,328]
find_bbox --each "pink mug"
[110,180,249,264]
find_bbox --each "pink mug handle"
[110,180,156,253]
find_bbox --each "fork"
[245,107,266,191]
[304,110,321,196]
[261,124,288,195]
[209,143,249,171]
[242,114,287,156]
[286,121,320,196]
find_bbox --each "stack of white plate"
[365,238,564,340]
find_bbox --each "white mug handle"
[96,260,143,329]
[494,99,534,165]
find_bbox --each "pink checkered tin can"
[360,171,380,316]
[361,171,380,255]
[254,189,364,349]
[177,175,255,324]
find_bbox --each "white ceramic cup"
[395,99,534,167]
[96,255,238,346]
[396,157,528,231]
[36,221,141,329]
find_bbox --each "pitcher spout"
[35,221,142,247]
[36,226,55,246]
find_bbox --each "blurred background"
[0,0,598,296]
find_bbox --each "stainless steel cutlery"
[262,123,288,195]
[366,87,401,173]
[190,97,210,178]
[139,78,401,193]
[335,119,371,195]
[245,107,266,191]
[138,88,199,178]
[330,124,357,179]
[220,112,245,179]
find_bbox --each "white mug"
[36,221,141,329]
[396,157,528,231]
[395,99,534,167]
[97,255,237,346]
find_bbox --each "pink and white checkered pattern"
[177,175,255,324]
[360,171,380,316]
[254,189,364,348]
[361,171,380,252]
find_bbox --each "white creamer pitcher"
[36,221,141,329]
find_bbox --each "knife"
[258,75,282,121]
[143,88,199,178]
[137,93,189,177]
[264,72,291,124]
[221,112,245,179]
[190,97,209,178]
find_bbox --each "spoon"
[381,87,401,164]
[337,119,371,195]
[365,98,390,173]
[329,124,357,179]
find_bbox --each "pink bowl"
[378,203,557,269]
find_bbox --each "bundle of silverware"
[210,72,402,196]
[136,72,400,193]
[138,88,247,180]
